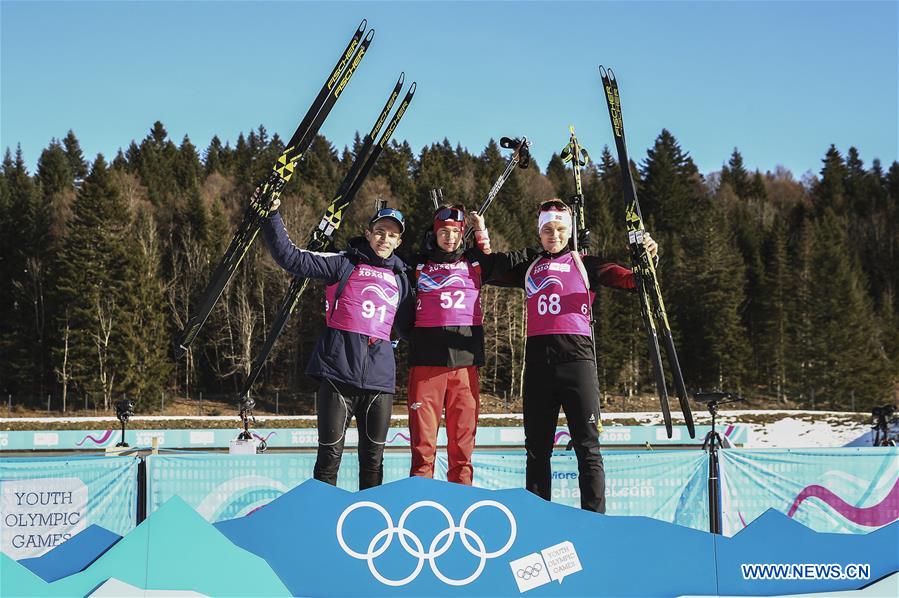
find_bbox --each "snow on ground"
[2,410,891,448]
[600,410,879,448]
[746,416,869,448]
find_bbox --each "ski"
[598,65,695,439]
[462,136,531,243]
[173,20,373,359]
[239,76,417,399]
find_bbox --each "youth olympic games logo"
[336,499,517,587]
[418,272,466,292]
[362,284,400,307]
[525,275,563,298]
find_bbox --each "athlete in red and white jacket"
[407,204,518,485]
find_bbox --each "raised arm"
[584,232,659,291]
[584,257,636,290]
[260,211,346,283]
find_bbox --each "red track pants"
[407,365,480,485]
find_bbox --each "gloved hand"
[579,229,593,252]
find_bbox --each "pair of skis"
[598,66,695,439]
[173,20,374,359]
[239,74,416,399]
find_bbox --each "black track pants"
[314,379,392,490]
[523,360,605,513]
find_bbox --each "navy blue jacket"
[261,212,413,393]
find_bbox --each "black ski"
[598,65,695,439]
[462,136,531,243]
[173,20,373,359]
[239,76,417,398]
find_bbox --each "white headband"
[538,209,572,233]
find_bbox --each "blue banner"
[0,424,747,451]
[146,453,414,522]
[718,447,899,536]
[146,450,709,530]
[0,455,138,559]
[4,477,896,598]
[468,450,709,530]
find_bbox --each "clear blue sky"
[2,1,897,179]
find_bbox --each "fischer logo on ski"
[598,64,695,439]
[172,20,374,359]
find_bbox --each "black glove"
[580,229,592,251]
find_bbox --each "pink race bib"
[326,264,399,341]
[525,252,594,337]
[415,260,483,327]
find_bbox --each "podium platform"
[2,476,896,597]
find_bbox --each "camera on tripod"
[872,405,895,418]
[113,398,134,448]
[114,398,134,423]
[236,395,266,453]
[871,404,897,446]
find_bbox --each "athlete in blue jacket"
[260,199,413,489]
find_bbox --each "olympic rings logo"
[336,499,517,587]
[517,563,543,580]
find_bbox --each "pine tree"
[37,140,74,197]
[784,214,815,402]
[3,147,45,396]
[0,151,11,395]
[639,129,704,235]
[844,147,872,217]
[757,222,790,400]
[804,210,891,409]
[545,153,572,199]
[111,149,129,171]
[174,135,202,191]
[668,198,751,389]
[813,145,848,215]
[749,171,768,201]
[137,121,180,205]
[62,130,88,180]
[720,148,751,200]
[411,141,454,236]
[291,133,340,205]
[474,139,530,247]
[204,136,224,176]
[124,141,141,173]
[716,150,779,386]
[55,155,135,409]
[373,140,416,205]
[118,207,172,407]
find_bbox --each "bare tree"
[166,230,208,398]
[217,267,259,381]
[93,296,116,411]
[55,309,71,412]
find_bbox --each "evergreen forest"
[1,122,897,413]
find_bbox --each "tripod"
[694,391,743,535]
[114,399,134,448]
[871,405,898,446]
[237,396,266,453]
